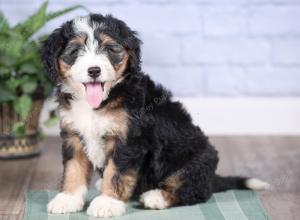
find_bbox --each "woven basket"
[0,99,44,158]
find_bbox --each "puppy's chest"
[60,100,127,168]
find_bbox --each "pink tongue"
[85,83,103,108]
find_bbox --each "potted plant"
[0,2,81,158]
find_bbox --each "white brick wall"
[1,0,300,97]
[182,38,270,65]
[271,39,300,65]
[248,6,300,36]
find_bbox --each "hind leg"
[140,169,200,209]
[140,153,217,209]
[140,189,177,209]
[139,171,209,209]
[139,173,181,209]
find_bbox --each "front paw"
[47,192,84,214]
[87,195,126,218]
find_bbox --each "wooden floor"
[0,136,300,220]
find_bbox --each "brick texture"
[1,0,300,97]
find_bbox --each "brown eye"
[70,48,79,56]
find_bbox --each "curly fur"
[41,14,269,216]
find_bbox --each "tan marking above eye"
[70,34,87,46]
[99,33,126,55]
[99,33,116,45]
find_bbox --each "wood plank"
[0,136,299,220]
[29,137,99,191]
[0,154,37,218]
[29,137,63,190]
[0,214,20,220]
[259,191,300,220]
[211,136,300,220]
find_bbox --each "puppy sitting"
[42,14,269,218]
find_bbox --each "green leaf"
[0,66,11,76]
[5,79,21,91]
[13,2,82,40]
[0,53,16,67]
[12,122,26,136]
[0,32,24,59]
[38,129,45,140]
[46,5,83,21]
[14,95,32,120]
[19,63,38,74]
[38,34,48,42]
[0,86,15,102]
[14,42,39,68]
[0,2,79,104]
[0,11,10,32]
[21,80,37,93]
[44,115,59,127]
[13,1,48,40]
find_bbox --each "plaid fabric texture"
[24,190,271,220]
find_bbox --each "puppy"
[42,14,270,218]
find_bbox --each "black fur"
[105,72,249,205]
[91,14,142,73]
[41,20,75,83]
[42,14,253,207]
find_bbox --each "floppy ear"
[126,31,142,74]
[41,21,73,83]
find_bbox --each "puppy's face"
[59,17,129,89]
[42,14,141,108]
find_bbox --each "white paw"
[47,192,84,214]
[140,189,168,209]
[87,195,126,218]
[246,178,271,190]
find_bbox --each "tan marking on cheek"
[62,135,92,193]
[115,53,129,78]
[101,159,137,201]
[57,35,86,78]
[58,59,71,77]
[101,81,114,99]
[99,33,128,78]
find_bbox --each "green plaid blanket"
[24,190,271,220]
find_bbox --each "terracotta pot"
[0,99,44,159]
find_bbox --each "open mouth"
[83,82,104,109]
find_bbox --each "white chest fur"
[59,99,120,168]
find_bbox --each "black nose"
[88,66,101,79]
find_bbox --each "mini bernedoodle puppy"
[42,14,270,218]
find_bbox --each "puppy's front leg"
[87,158,137,218]
[48,135,92,214]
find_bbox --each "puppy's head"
[42,14,141,108]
